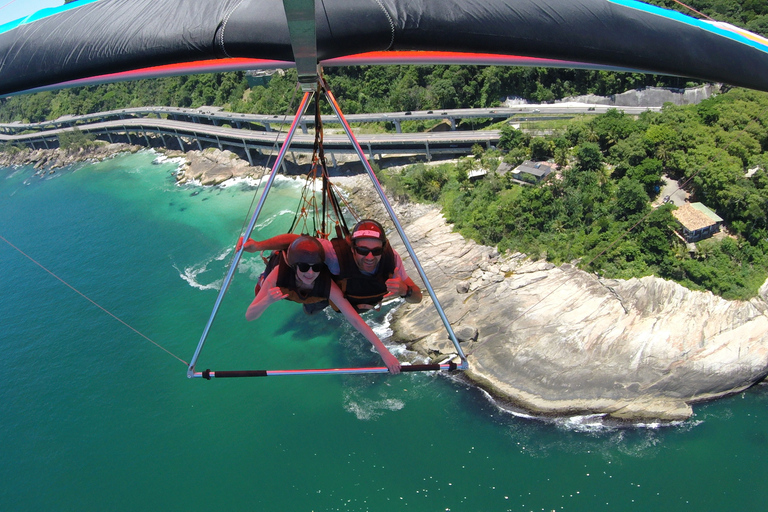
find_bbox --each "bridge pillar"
[244,142,253,165]
[450,118,456,130]
[265,123,272,132]
[393,120,401,133]
[425,141,431,162]
[300,121,308,134]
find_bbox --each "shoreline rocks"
[0,143,142,172]
[173,148,268,185]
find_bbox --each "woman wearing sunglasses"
[246,236,401,374]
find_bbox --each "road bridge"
[0,116,498,164]
[0,103,659,162]
[0,103,658,135]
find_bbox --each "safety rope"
[0,233,189,366]
[287,80,355,239]
[669,0,715,21]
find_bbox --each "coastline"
[5,144,768,424]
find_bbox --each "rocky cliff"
[334,174,768,423]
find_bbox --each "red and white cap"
[351,219,386,242]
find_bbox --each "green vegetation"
[57,127,98,151]
[0,65,696,124]
[380,89,768,300]
[644,0,768,35]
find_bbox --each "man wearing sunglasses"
[331,219,422,312]
[238,219,422,312]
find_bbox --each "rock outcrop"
[386,208,768,422]
[330,174,768,422]
[174,148,267,185]
[0,143,141,171]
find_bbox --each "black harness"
[332,238,396,310]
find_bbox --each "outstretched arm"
[329,282,401,374]
[245,268,287,321]
[238,233,300,253]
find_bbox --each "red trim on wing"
[21,51,632,95]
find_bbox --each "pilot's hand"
[386,277,407,296]
[380,351,401,375]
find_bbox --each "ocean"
[1,150,766,511]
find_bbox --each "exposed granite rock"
[329,175,768,422]
[174,148,267,185]
[0,143,142,171]
[385,208,768,422]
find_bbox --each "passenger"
[239,219,422,312]
[245,236,401,374]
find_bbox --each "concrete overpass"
[0,103,658,135]
[0,116,499,164]
[0,103,659,162]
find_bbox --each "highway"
[0,103,660,133]
[0,103,659,161]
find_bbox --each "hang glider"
[1,0,768,97]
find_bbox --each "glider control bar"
[192,362,459,379]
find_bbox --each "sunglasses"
[354,245,384,257]
[295,262,323,272]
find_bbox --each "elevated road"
[0,103,658,133]
[0,116,498,163]
[0,103,659,162]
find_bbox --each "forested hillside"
[382,88,768,300]
[0,66,697,124]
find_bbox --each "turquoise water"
[1,150,766,511]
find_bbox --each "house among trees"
[510,160,556,182]
[672,202,723,243]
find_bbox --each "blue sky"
[0,0,63,26]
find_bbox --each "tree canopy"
[382,88,768,300]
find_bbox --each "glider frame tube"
[186,91,313,378]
